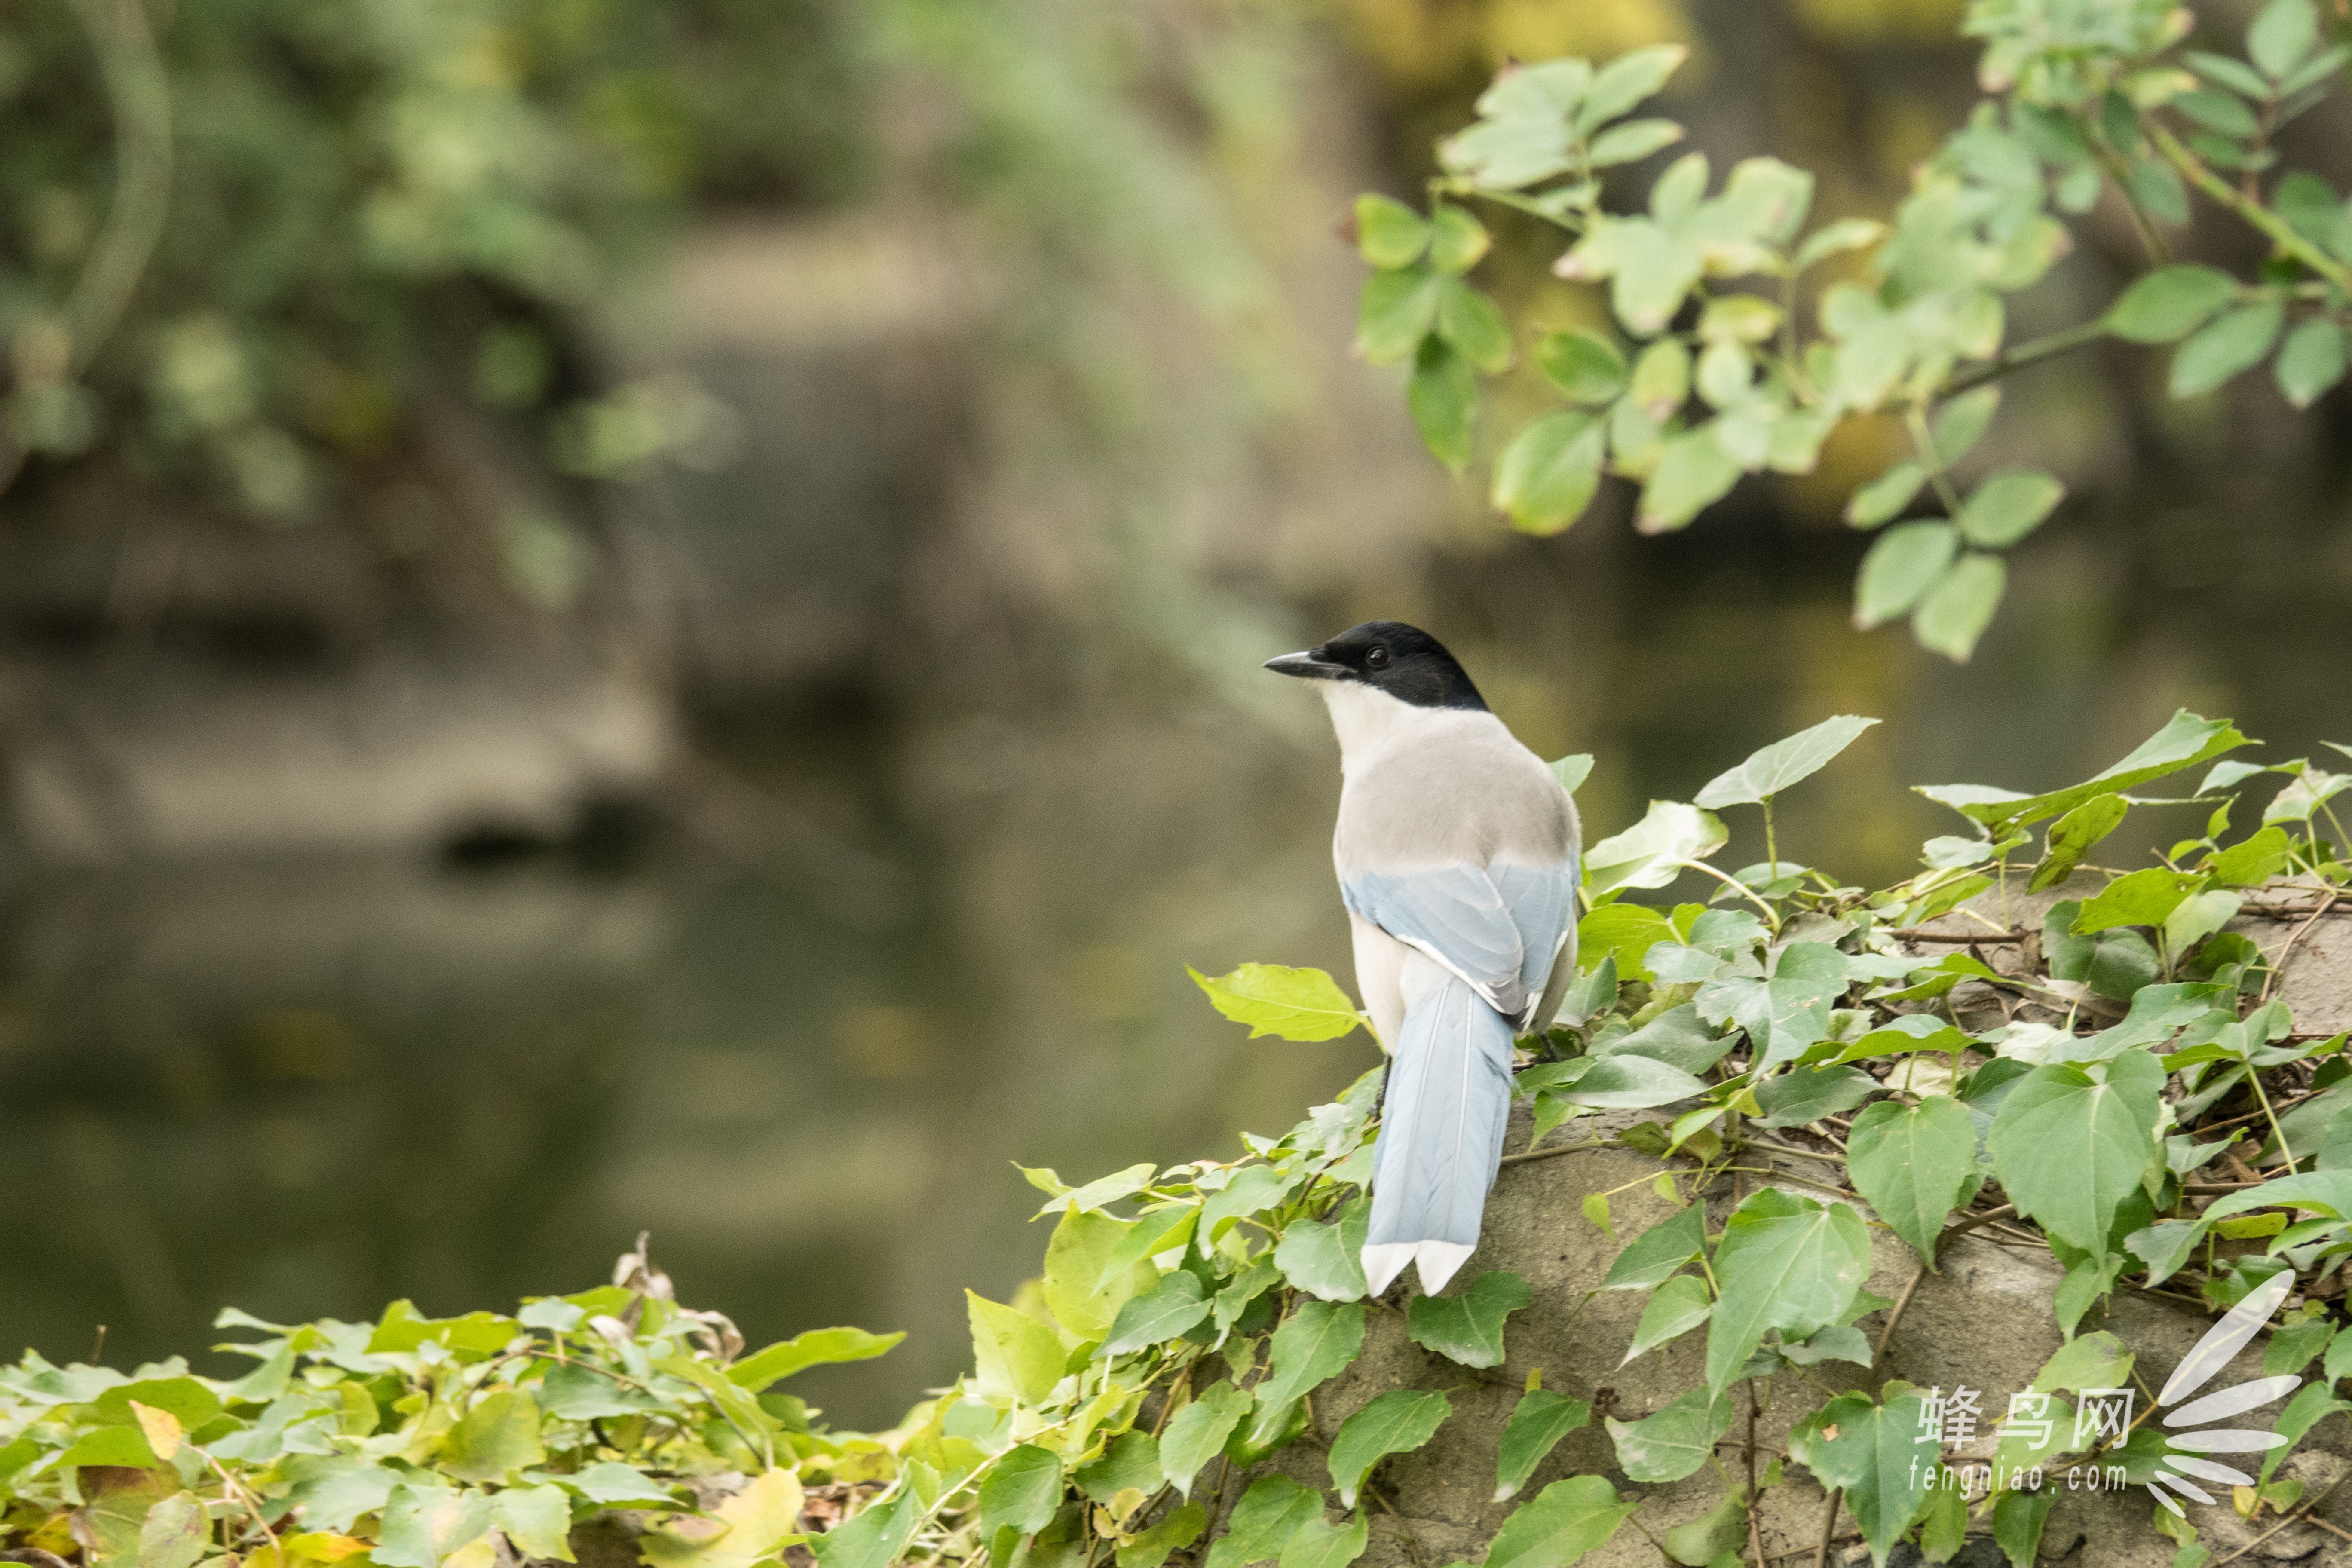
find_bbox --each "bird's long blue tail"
[1361,959,1514,1296]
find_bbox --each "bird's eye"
[1365,646,1390,670]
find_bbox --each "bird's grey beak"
[1264,650,1347,680]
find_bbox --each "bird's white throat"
[1318,680,1477,769]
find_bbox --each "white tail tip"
[1361,1243,1414,1296]
[1415,1242,1475,1295]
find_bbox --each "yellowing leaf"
[127,1401,182,1462]
[1188,965,1363,1042]
[640,1470,805,1568]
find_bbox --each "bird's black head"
[1262,621,1488,710]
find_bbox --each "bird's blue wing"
[1343,858,1575,1024]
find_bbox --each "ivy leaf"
[1987,1052,2164,1253]
[728,1328,905,1390]
[966,1291,1066,1405]
[1494,1388,1592,1502]
[1660,1485,1749,1567]
[1116,1503,1205,1568]
[439,1391,544,1483]
[1621,1274,1711,1364]
[1854,521,1957,628]
[1100,1271,1211,1357]
[1803,1391,1932,1566]
[1280,1511,1369,1568]
[491,1485,577,1563]
[1326,1390,1452,1507]
[2029,793,2128,893]
[1494,411,1604,535]
[1577,903,1675,981]
[2277,318,2347,407]
[2106,265,2238,343]
[1583,800,1728,894]
[1695,715,1879,808]
[1536,329,1628,403]
[1197,1479,1318,1568]
[1600,1203,1707,1290]
[1075,1432,1161,1503]
[1256,1302,1366,1408]
[1553,1055,1708,1110]
[1190,965,1362,1042]
[1159,1382,1251,1498]
[2074,867,2205,933]
[1847,1097,1977,1265]
[1045,1210,1158,1339]
[2171,301,2284,398]
[1704,1191,1872,1397]
[1273,1196,1370,1302]
[978,1446,1063,1543]
[1911,551,2006,662]
[1607,1389,1732,1483]
[375,1485,493,1568]
[136,1493,208,1568]
[1405,1271,1531,1369]
[1484,1476,1636,1568]
[1955,470,2064,549]
[1752,1065,1880,1127]
[2202,1169,2352,1223]
[1354,196,1429,270]
[1918,710,2253,838]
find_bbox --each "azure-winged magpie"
[1266,622,1580,1295]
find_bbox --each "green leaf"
[1987,1052,2164,1253]
[1796,217,1884,269]
[729,1328,904,1390]
[2277,318,2347,408]
[1116,1502,1206,1568]
[1584,800,1728,894]
[979,1446,1064,1542]
[1844,462,1924,529]
[1991,1488,2056,1568]
[1918,710,2254,837]
[491,1485,576,1563]
[2261,1382,2351,1483]
[1854,521,1957,628]
[1805,1392,1932,1566]
[1205,1477,1321,1568]
[1956,470,2064,548]
[1257,1301,1367,1408]
[1485,1476,1636,1568]
[1326,1390,1452,1507]
[1588,117,1685,167]
[2030,793,2128,893]
[1911,551,2006,662]
[1405,1271,1531,1369]
[1636,427,1741,533]
[1694,715,1879,808]
[1555,1054,1708,1110]
[1621,1274,1711,1364]
[1600,1202,1706,1291]
[1355,267,1441,364]
[642,1470,807,1568]
[967,1290,1067,1404]
[1536,329,1628,404]
[1427,205,1491,273]
[1280,1511,1368,1568]
[1354,196,1429,270]
[1494,1388,1592,1502]
[1437,278,1513,372]
[1100,1270,1211,1356]
[1704,1191,1873,1396]
[1750,1065,1880,1127]
[2106,266,2239,343]
[1607,1389,1732,1483]
[2203,1169,2352,1222]
[1660,1485,1748,1567]
[1190,964,1362,1041]
[137,1493,207,1568]
[1577,903,1676,981]
[1847,1097,1977,1265]
[2211,824,2298,886]
[1409,337,1477,469]
[2171,301,2284,398]
[376,1485,493,1568]
[814,1489,916,1568]
[1630,339,1691,420]
[1580,44,1688,126]
[1159,1382,1251,1498]
[1076,1432,1161,1503]
[1494,411,1604,535]
[439,1391,543,1483]
[2074,867,2205,933]
[2251,0,2319,77]
[1931,386,2002,466]
[1044,1209,1156,1340]
[1274,1195,1371,1302]
[1038,1164,1160,1217]
[1550,753,1596,796]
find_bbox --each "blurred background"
[3,0,2351,1430]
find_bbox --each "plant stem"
[1942,318,2112,396]
[1904,406,1966,516]
[2150,124,2352,297]
[2246,1060,2300,1176]
[1679,858,1782,931]
[1762,797,1780,884]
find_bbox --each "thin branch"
[1811,1488,1843,1568]
[1873,1262,1929,1372]
[1942,320,2113,397]
[2150,124,2352,297]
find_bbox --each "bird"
[1265,621,1580,1297]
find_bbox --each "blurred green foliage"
[0,0,864,526]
